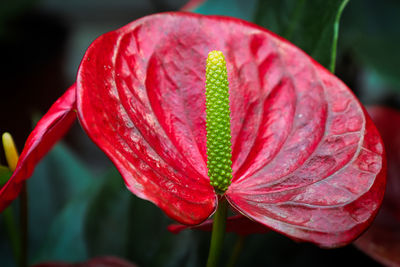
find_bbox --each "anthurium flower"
[0,12,385,247]
[354,106,400,266]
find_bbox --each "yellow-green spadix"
[205,50,233,194]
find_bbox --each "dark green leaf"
[253,0,348,69]
[29,143,95,263]
[83,168,131,257]
[192,0,349,70]
[340,0,400,88]
[84,168,203,267]
[0,166,12,187]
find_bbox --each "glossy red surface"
[76,13,385,247]
[354,107,400,266]
[0,85,77,212]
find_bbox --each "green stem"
[20,181,28,267]
[206,198,228,267]
[330,0,350,73]
[3,206,22,266]
[226,235,245,267]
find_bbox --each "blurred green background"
[0,0,399,266]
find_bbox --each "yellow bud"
[2,132,19,172]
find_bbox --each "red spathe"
[76,13,386,247]
[0,12,386,248]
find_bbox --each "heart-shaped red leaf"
[0,85,76,212]
[354,106,400,266]
[76,12,385,246]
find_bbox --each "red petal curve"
[354,106,400,266]
[0,85,77,212]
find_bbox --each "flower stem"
[2,132,28,267]
[330,0,350,73]
[206,198,228,267]
[20,181,28,267]
[226,235,245,267]
[2,206,22,266]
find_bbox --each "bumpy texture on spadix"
[205,51,233,194]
